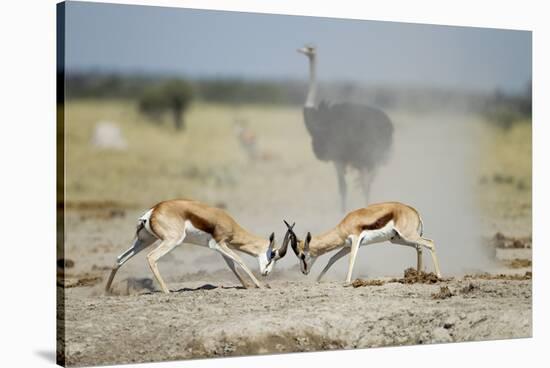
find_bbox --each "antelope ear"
[269,232,275,245]
[306,232,312,243]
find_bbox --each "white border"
[0,1,547,367]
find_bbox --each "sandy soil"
[61,276,531,367]
[59,206,532,367]
[59,103,532,366]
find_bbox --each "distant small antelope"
[285,202,441,284]
[105,199,292,294]
[234,118,258,161]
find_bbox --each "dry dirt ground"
[59,206,531,367]
[61,276,531,366]
[59,102,531,366]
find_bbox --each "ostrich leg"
[359,167,375,205]
[334,161,347,213]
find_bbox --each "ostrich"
[297,45,394,212]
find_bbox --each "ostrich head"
[297,45,316,58]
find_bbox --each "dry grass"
[62,100,531,238]
[64,100,314,208]
[477,121,532,235]
[63,99,350,238]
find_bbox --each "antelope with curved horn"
[285,202,441,284]
[105,199,292,294]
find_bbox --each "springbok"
[105,199,293,294]
[286,202,441,284]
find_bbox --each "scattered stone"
[62,276,103,288]
[431,327,453,343]
[351,279,385,288]
[460,282,478,294]
[492,232,531,249]
[464,272,532,281]
[432,286,453,300]
[90,121,127,150]
[390,268,446,284]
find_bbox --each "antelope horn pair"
[284,220,309,254]
[267,221,295,260]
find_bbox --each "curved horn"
[284,220,300,256]
[305,232,312,253]
[276,221,295,259]
[268,232,275,252]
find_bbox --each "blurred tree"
[483,80,532,129]
[138,86,165,124]
[138,79,194,131]
[162,79,193,130]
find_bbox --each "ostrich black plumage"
[298,45,394,212]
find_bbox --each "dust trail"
[279,110,495,280]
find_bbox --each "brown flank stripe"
[186,211,216,235]
[363,213,393,231]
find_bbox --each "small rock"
[432,327,453,343]
[90,121,127,150]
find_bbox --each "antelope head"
[260,225,293,276]
[284,220,317,275]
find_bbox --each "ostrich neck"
[305,56,317,108]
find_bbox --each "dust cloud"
[265,109,495,280]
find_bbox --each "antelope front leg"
[345,236,361,285]
[216,243,263,288]
[317,247,350,283]
[221,255,250,288]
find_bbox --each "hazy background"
[61,1,532,285]
[64,1,531,93]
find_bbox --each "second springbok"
[286,202,441,284]
[105,199,292,294]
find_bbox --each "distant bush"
[65,72,297,105]
[196,78,291,104]
[138,79,193,131]
[483,81,531,129]
[65,72,152,99]
[64,71,532,118]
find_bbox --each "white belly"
[359,220,395,246]
[182,220,215,248]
